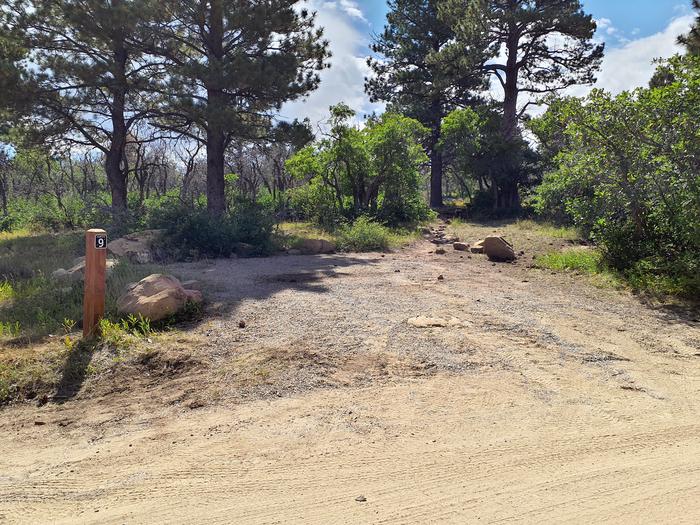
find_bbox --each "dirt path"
[2,236,699,523]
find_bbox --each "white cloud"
[280,0,381,128]
[570,14,694,97]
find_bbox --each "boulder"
[117,274,203,322]
[107,229,164,264]
[470,239,485,254]
[483,236,516,262]
[298,239,336,255]
[453,242,470,252]
[52,259,118,282]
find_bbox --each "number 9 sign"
[95,234,107,250]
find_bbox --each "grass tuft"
[536,248,602,274]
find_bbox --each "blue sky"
[361,1,693,39]
[283,1,697,123]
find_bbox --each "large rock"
[51,258,118,282]
[298,239,336,255]
[483,236,516,261]
[107,229,164,264]
[117,274,203,322]
[470,239,485,254]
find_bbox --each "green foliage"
[366,0,487,206]
[98,314,151,350]
[286,107,432,228]
[536,249,603,274]
[440,107,538,216]
[151,198,275,260]
[336,217,391,252]
[0,231,159,339]
[531,55,700,298]
[679,0,700,56]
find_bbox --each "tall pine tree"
[151,0,329,215]
[366,0,486,208]
[4,0,162,214]
[679,0,700,55]
[442,0,603,209]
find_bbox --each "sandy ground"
[1,234,699,523]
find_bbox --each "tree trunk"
[107,43,129,214]
[0,175,8,217]
[429,122,443,209]
[206,126,226,216]
[204,0,227,217]
[498,17,521,211]
[105,147,128,213]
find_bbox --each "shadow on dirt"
[54,341,97,402]
[168,252,381,322]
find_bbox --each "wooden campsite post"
[83,229,107,338]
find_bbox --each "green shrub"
[150,197,275,259]
[529,56,700,297]
[336,217,391,252]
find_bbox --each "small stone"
[435,248,446,255]
[453,242,469,251]
[355,495,367,502]
[238,320,246,329]
[34,421,46,426]
[437,275,444,281]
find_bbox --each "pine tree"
[679,0,700,55]
[366,0,487,208]
[0,12,30,133]
[4,0,162,214]
[151,1,329,216]
[442,0,603,209]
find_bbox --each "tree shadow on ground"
[53,340,97,402]
[635,295,700,328]
[46,252,380,403]
[168,252,382,322]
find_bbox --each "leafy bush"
[530,55,700,297]
[150,197,275,259]
[286,107,431,229]
[336,217,391,252]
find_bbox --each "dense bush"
[286,105,433,229]
[335,216,391,252]
[530,55,700,297]
[150,197,276,259]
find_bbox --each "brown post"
[83,229,107,338]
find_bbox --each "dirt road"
[2,235,699,523]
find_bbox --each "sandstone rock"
[483,236,516,262]
[470,239,485,254]
[453,242,470,251]
[117,274,203,322]
[52,259,118,282]
[298,239,336,255]
[107,229,164,264]
[408,316,449,328]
